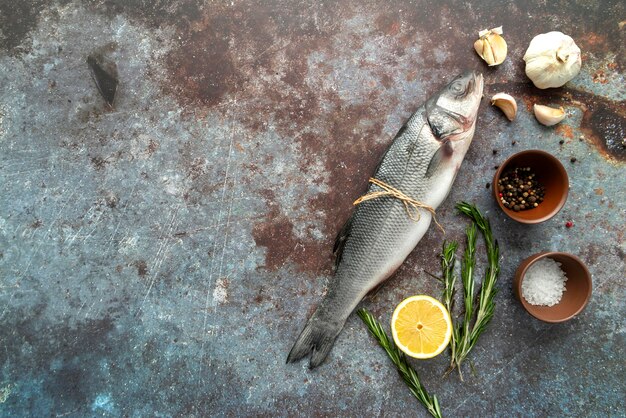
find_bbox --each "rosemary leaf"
[440,241,458,314]
[357,309,443,418]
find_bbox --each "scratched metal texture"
[0,0,624,416]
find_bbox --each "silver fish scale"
[319,110,441,320]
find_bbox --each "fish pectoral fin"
[425,139,452,178]
[333,215,353,268]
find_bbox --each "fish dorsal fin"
[333,215,353,268]
[425,139,453,178]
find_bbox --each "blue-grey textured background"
[1,0,624,416]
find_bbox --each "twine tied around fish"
[353,178,445,234]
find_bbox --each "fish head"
[425,70,484,142]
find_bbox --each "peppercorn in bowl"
[492,150,569,223]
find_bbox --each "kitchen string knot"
[353,177,445,234]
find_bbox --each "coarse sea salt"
[521,257,568,306]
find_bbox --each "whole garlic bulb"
[524,32,582,89]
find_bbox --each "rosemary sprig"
[454,223,477,379]
[357,309,443,418]
[440,241,458,373]
[456,202,500,349]
[442,203,500,379]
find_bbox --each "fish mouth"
[473,71,484,97]
[464,70,484,101]
[467,71,484,120]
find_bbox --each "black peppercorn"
[497,166,545,212]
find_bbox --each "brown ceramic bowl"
[514,252,592,323]
[492,150,569,224]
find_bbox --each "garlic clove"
[491,93,517,121]
[487,32,507,65]
[474,27,507,66]
[533,104,566,126]
[474,38,495,64]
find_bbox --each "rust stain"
[90,155,109,170]
[0,0,45,53]
[105,193,118,208]
[580,103,626,162]
[555,124,574,139]
[165,22,242,109]
[253,289,266,304]
[594,188,604,196]
[581,243,603,266]
[375,14,400,36]
[146,139,159,155]
[85,0,202,31]
[178,140,226,204]
[134,260,148,277]
[252,189,330,274]
[591,69,608,84]
[499,83,626,163]
[522,96,535,113]
[163,1,339,124]
[305,101,391,249]
[577,33,609,51]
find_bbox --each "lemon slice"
[391,295,452,359]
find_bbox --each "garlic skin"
[491,93,517,121]
[474,26,507,66]
[533,104,566,126]
[524,32,581,89]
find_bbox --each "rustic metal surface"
[1,0,624,416]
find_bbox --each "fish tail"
[286,309,345,369]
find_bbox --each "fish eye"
[451,81,464,94]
